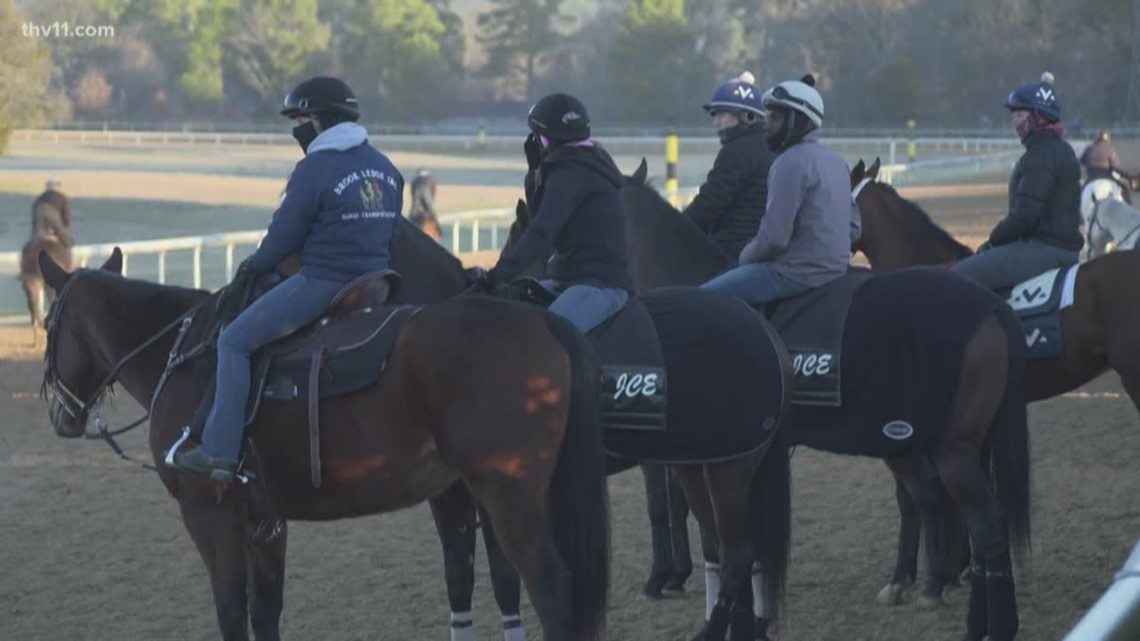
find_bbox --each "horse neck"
[624,189,729,290]
[75,276,203,407]
[389,222,469,303]
[862,189,967,270]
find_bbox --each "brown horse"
[20,232,73,345]
[851,156,1140,603]
[36,246,611,641]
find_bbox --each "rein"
[43,271,207,470]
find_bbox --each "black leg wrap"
[964,560,988,640]
[754,617,771,641]
[705,600,732,641]
[728,602,753,641]
[985,551,1019,641]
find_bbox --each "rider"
[476,92,631,335]
[1080,129,1132,203]
[409,168,442,239]
[683,72,776,263]
[700,74,860,306]
[173,76,405,481]
[951,72,1082,292]
[31,176,73,247]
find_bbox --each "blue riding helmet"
[703,75,764,117]
[1005,72,1061,122]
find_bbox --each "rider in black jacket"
[482,92,631,334]
[952,72,1083,292]
[683,72,776,263]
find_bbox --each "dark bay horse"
[36,246,611,641]
[610,165,1032,641]
[850,156,1140,607]
[391,218,795,641]
[20,232,73,345]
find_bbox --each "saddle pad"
[790,267,1004,459]
[1006,264,1078,360]
[586,298,668,432]
[603,287,787,464]
[764,270,875,407]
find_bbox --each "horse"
[1082,197,1140,258]
[35,244,613,641]
[393,216,795,641]
[20,231,73,346]
[851,156,1140,607]
[437,168,1033,641]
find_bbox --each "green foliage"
[607,0,710,123]
[0,0,56,153]
[226,0,329,111]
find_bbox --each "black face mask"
[292,121,319,153]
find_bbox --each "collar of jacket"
[719,121,764,145]
[306,122,369,154]
[1022,127,1060,149]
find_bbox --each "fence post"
[192,246,202,289]
[120,252,129,278]
[157,252,166,284]
[471,219,480,253]
[889,139,897,165]
[665,128,679,207]
[225,243,235,281]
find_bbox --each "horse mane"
[871,182,974,259]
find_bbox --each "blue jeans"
[951,239,1079,292]
[540,279,629,335]
[199,273,344,463]
[699,262,810,305]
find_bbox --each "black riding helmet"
[527,93,591,144]
[280,76,360,124]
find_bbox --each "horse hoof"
[916,594,946,610]
[876,583,906,606]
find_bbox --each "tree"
[607,0,710,124]
[226,0,329,113]
[477,0,566,102]
[340,0,454,121]
[74,68,114,114]
[0,0,58,153]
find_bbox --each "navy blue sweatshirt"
[250,123,405,283]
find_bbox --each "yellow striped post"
[665,128,679,206]
[907,118,917,163]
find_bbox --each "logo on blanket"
[882,420,914,440]
[612,371,659,399]
[1005,265,1078,360]
[792,352,833,377]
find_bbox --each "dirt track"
[2,185,1139,641]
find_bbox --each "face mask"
[292,121,319,153]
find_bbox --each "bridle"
[849,177,873,255]
[1085,198,1140,258]
[42,270,201,468]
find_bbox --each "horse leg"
[674,465,719,641]
[428,483,480,641]
[246,520,287,641]
[180,498,254,641]
[663,466,695,595]
[466,482,575,641]
[641,463,679,599]
[878,468,919,606]
[932,314,1024,641]
[883,457,958,609]
[478,502,526,641]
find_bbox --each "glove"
[216,258,258,321]
[524,133,543,171]
[464,266,491,290]
[976,241,993,254]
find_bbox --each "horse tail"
[542,312,610,640]
[991,306,1032,559]
[749,426,791,622]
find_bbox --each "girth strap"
[308,346,325,489]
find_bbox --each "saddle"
[184,268,417,491]
[996,264,1079,360]
[757,270,875,407]
[505,278,668,432]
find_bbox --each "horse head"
[38,248,123,438]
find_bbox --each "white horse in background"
[1082,176,1140,258]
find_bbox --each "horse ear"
[852,159,865,184]
[38,250,71,290]
[868,157,881,181]
[515,198,529,224]
[633,158,648,184]
[101,247,123,274]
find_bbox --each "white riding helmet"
[761,75,824,129]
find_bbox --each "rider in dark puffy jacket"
[479,92,631,334]
[684,72,776,263]
[952,72,1083,292]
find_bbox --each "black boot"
[172,446,236,482]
